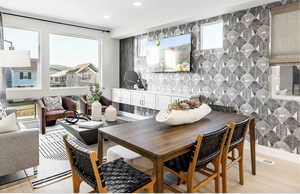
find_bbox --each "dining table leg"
[153,158,164,193]
[97,131,104,162]
[249,118,256,175]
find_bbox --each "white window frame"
[3,14,109,99]
[200,20,224,50]
[48,32,100,89]
[3,26,41,89]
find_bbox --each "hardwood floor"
[0,150,299,193]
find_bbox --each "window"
[201,21,223,50]
[272,65,300,97]
[271,2,300,64]
[137,37,147,57]
[49,34,99,88]
[20,72,31,80]
[3,27,39,88]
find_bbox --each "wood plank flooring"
[0,149,299,193]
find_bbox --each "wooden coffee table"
[58,119,129,145]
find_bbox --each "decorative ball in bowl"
[155,99,211,126]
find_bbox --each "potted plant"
[87,84,103,121]
[155,98,212,126]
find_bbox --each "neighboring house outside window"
[20,72,32,80]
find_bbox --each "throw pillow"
[0,113,19,134]
[43,96,64,111]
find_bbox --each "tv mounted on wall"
[146,34,191,73]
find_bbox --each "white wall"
[3,14,119,100]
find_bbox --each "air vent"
[257,156,275,165]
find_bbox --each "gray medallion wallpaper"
[121,0,300,154]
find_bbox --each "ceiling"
[0,0,279,39]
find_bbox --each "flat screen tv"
[146,34,191,72]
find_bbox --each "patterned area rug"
[39,129,69,161]
[18,118,114,188]
[1,116,134,188]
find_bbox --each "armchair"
[80,95,112,115]
[37,96,77,134]
[0,110,39,177]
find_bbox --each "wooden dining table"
[97,111,256,193]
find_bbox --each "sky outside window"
[49,34,98,67]
[3,27,39,58]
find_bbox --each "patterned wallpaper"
[132,0,300,154]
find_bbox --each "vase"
[91,101,102,121]
[155,104,212,126]
[105,105,117,122]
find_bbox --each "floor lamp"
[0,40,31,118]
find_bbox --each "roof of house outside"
[49,63,98,78]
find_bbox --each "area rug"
[20,118,123,188]
[1,116,133,188]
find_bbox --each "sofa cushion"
[0,113,19,134]
[43,96,64,111]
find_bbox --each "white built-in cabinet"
[112,88,191,110]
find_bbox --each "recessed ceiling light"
[133,1,142,7]
[104,15,111,19]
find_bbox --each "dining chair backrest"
[63,135,105,190]
[197,126,229,162]
[210,104,237,113]
[230,118,250,148]
[188,126,229,172]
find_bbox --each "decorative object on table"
[104,105,118,122]
[136,72,147,90]
[87,84,103,121]
[80,95,112,115]
[124,71,139,89]
[91,101,102,121]
[0,39,31,119]
[77,120,104,129]
[63,110,90,125]
[156,99,212,125]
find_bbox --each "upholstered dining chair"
[221,119,250,193]
[163,126,232,193]
[63,135,155,193]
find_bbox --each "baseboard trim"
[245,141,300,164]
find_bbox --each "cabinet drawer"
[144,93,156,109]
[112,89,121,103]
[121,90,131,104]
[131,92,143,107]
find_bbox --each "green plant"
[168,99,201,111]
[87,84,103,103]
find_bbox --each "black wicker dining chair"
[210,104,238,113]
[163,126,232,193]
[221,118,250,193]
[63,135,155,193]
